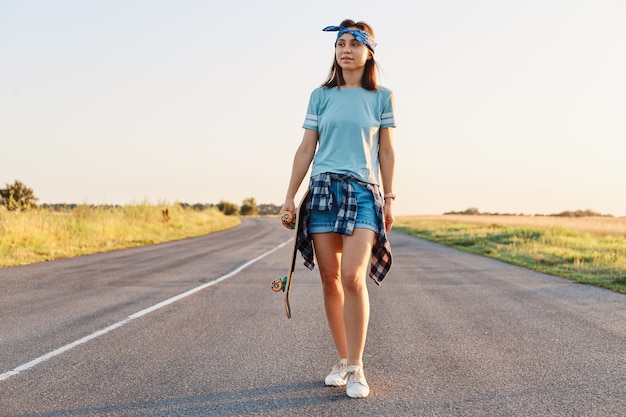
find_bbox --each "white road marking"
[0,239,291,382]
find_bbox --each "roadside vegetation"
[0,204,241,267]
[395,214,626,294]
[0,180,285,268]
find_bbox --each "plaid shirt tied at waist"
[296,173,392,285]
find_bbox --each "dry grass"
[0,204,241,267]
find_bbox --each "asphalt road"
[0,218,625,416]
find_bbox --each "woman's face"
[335,28,371,70]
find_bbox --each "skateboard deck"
[270,190,308,318]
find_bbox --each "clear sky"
[2,0,625,216]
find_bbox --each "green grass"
[0,204,241,267]
[395,217,626,294]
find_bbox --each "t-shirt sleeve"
[380,90,396,129]
[302,89,319,130]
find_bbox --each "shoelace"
[346,369,366,385]
[332,363,347,373]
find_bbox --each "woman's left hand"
[383,201,394,232]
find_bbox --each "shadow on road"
[7,381,351,416]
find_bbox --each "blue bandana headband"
[323,25,377,52]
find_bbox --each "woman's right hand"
[279,199,296,230]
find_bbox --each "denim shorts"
[309,180,379,234]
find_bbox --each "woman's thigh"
[311,232,342,280]
[341,228,375,283]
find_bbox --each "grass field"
[395,215,626,294]
[0,204,240,267]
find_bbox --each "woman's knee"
[320,271,342,295]
[341,273,367,296]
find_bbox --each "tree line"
[444,207,615,218]
[0,180,282,216]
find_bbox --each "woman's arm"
[378,127,396,232]
[280,129,318,227]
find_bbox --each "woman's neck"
[342,69,363,88]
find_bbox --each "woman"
[280,19,396,399]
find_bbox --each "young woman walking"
[280,19,396,399]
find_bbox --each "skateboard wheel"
[271,278,284,292]
[280,211,295,229]
[270,276,287,292]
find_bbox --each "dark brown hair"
[322,19,378,91]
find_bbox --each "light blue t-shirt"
[302,86,396,186]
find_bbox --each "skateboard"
[270,191,308,318]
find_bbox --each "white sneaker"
[346,367,370,398]
[325,361,348,386]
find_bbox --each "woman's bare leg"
[340,228,375,367]
[312,232,348,359]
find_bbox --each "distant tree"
[462,207,480,215]
[0,180,38,211]
[240,197,258,216]
[551,209,612,218]
[216,200,240,216]
[444,207,481,215]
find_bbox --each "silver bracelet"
[383,193,396,200]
